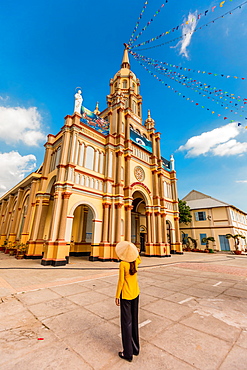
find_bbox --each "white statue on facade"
[74,89,83,114]
[170,154,175,171]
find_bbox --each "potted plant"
[4,241,12,254]
[201,236,215,252]
[16,243,27,259]
[9,244,17,256]
[225,234,246,255]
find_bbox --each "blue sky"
[0,0,247,211]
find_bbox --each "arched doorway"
[70,205,94,257]
[166,220,172,252]
[131,191,147,253]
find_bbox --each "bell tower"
[106,44,143,134]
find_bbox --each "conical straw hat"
[115,241,139,262]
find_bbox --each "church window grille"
[85,146,94,170]
[109,151,113,178]
[73,139,79,164]
[122,122,124,133]
[123,80,127,88]
[132,100,137,114]
[79,143,84,166]
[55,147,61,168]
[94,150,99,172]
[121,166,124,181]
[99,152,104,174]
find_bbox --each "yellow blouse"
[115,256,141,300]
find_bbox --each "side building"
[180,190,247,252]
[0,47,182,266]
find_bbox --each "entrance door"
[219,235,230,251]
[140,233,146,253]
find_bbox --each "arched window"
[85,146,94,170]
[94,150,99,172]
[122,80,127,88]
[132,100,137,114]
[78,143,84,167]
[132,82,135,89]
[109,151,113,178]
[99,152,104,174]
[135,128,140,135]
[114,82,118,89]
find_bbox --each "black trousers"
[120,295,139,359]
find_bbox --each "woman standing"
[115,241,141,362]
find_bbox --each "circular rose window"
[134,166,145,182]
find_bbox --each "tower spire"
[121,43,130,69]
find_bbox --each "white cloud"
[171,11,198,59]
[0,106,46,146]
[178,122,247,157]
[236,180,247,183]
[0,151,36,197]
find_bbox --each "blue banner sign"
[162,156,171,170]
[130,128,153,153]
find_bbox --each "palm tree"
[201,236,215,250]
[225,234,246,251]
[188,236,197,250]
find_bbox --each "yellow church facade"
[0,48,182,266]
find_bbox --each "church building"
[0,47,182,266]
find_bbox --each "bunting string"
[128,1,149,45]
[132,54,247,112]
[136,59,247,122]
[130,0,247,51]
[130,50,246,84]
[129,2,167,46]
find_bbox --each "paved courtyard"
[1,252,247,369]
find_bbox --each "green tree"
[225,234,246,251]
[178,199,192,224]
[201,236,215,250]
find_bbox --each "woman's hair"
[129,260,137,275]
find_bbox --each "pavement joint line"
[14,272,118,295]
[139,319,152,328]
[178,297,194,304]
[119,319,152,337]
[213,281,222,286]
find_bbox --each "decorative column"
[32,195,50,257]
[135,214,140,248]
[8,189,24,243]
[41,191,71,266]
[21,180,38,244]
[0,200,7,245]
[102,204,110,242]
[124,205,132,242]
[2,195,14,241]
[115,204,122,244]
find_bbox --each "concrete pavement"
[1,252,247,369]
